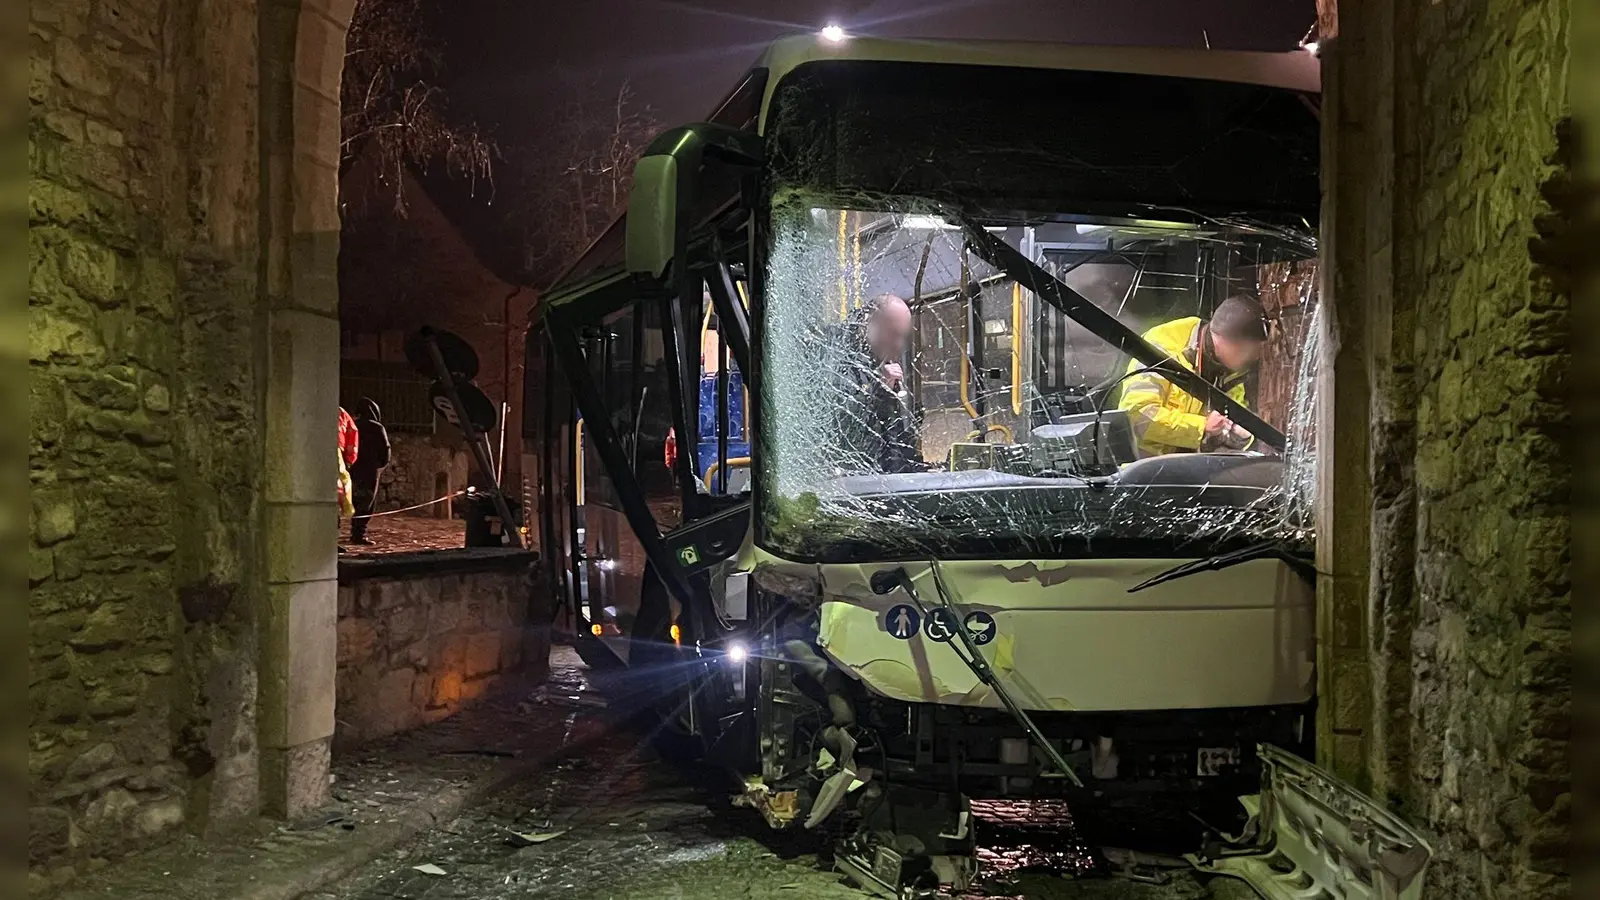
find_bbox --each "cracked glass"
[756,59,1322,561]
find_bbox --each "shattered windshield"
[757,60,1321,562]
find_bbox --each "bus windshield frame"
[751,59,1322,564]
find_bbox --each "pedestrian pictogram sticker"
[884,604,920,640]
[963,611,998,646]
[924,608,960,642]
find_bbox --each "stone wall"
[335,556,549,748]
[31,0,355,880]
[378,433,470,515]
[1319,0,1570,896]
[30,0,267,873]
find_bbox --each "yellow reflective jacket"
[337,452,355,518]
[1116,316,1250,458]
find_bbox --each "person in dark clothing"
[348,397,391,545]
[831,294,925,475]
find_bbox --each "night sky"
[437,0,1315,127]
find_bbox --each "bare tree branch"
[340,0,495,218]
[500,78,661,287]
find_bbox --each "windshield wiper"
[1128,541,1316,593]
[950,213,1287,452]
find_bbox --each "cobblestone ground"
[44,665,575,899]
[313,651,1256,900]
[341,513,464,555]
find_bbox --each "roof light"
[819,24,847,43]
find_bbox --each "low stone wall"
[335,551,548,749]
[377,433,470,516]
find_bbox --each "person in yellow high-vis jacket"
[1116,295,1268,458]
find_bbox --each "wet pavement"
[311,649,1256,900]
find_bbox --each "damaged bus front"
[528,35,1431,899]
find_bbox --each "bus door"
[527,323,588,637]
[540,271,736,672]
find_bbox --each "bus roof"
[740,35,1321,121]
[548,36,1319,294]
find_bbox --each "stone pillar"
[254,0,351,818]
[1313,0,1379,791]
[1318,0,1572,894]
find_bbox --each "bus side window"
[697,314,750,496]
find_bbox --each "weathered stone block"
[386,604,423,646]
[31,310,105,366]
[63,742,116,780]
[499,629,523,673]
[58,236,119,307]
[130,254,176,321]
[430,669,463,709]
[260,580,336,749]
[133,796,184,838]
[428,595,466,635]
[439,633,469,673]
[54,38,111,96]
[84,119,124,147]
[70,601,126,651]
[337,617,377,665]
[31,489,76,545]
[42,109,86,142]
[142,381,169,413]
[463,632,502,679]
[260,738,330,819]
[375,668,417,733]
[86,682,139,719]
[265,501,337,585]
[29,807,72,864]
[31,545,55,584]
[80,787,138,836]
[263,309,339,504]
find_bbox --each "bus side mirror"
[626,123,763,283]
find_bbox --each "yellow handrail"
[703,456,753,491]
[837,210,850,319]
[851,210,861,309]
[1011,282,1023,416]
[959,312,979,420]
[574,418,585,500]
[964,424,1014,443]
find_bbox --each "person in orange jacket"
[337,407,359,520]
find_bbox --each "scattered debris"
[528,685,609,711]
[506,828,569,847]
[412,863,448,876]
[284,809,348,832]
[442,748,521,759]
[1102,846,1191,884]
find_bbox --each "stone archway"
[29,0,358,870]
[255,0,356,817]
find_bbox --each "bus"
[524,34,1429,899]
